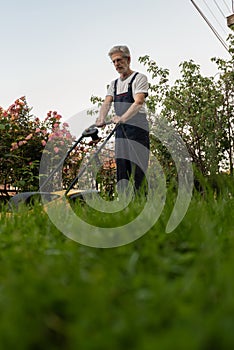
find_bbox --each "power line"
[221,0,232,13]
[203,0,228,35]
[213,0,227,18]
[190,0,230,54]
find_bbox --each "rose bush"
[0,97,115,196]
[0,97,78,193]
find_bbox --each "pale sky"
[0,0,232,121]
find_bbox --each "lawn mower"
[7,121,117,211]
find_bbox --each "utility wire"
[203,0,228,35]
[190,0,230,54]
[221,0,232,13]
[213,0,227,18]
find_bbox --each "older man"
[96,45,149,193]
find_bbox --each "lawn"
[0,181,233,350]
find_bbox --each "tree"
[211,34,234,175]
[139,35,234,180]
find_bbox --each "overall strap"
[114,72,139,96]
[114,78,118,96]
[128,72,139,87]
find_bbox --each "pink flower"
[45,111,52,121]
[63,122,69,128]
[53,123,59,129]
[65,132,72,139]
[54,146,59,153]
[48,133,54,141]
[8,104,15,112]
[18,140,27,146]
[35,128,41,133]
[17,100,24,106]
[41,140,47,146]
[54,131,61,137]
[10,142,18,150]
[25,133,33,140]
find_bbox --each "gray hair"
[108,45,131,58]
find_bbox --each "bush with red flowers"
[0,97,75,192]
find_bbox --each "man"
[96,45,149,193]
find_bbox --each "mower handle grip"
[86,120,113,130]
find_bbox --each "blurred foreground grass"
[0,182,233,350]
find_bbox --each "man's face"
[111,52,130,75]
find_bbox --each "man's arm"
[96,95,113,126]
[112,93,146,124]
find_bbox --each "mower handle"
[86,120,113,130]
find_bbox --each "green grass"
[0,182,234,350]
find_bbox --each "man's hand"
[112,115,122,124]
[95,118,105,127]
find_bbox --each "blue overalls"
[114,72,150,191]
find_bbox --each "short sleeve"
[106,80,115,97]
[133,73,148,97]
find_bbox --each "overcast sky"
[0,0,232,120]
